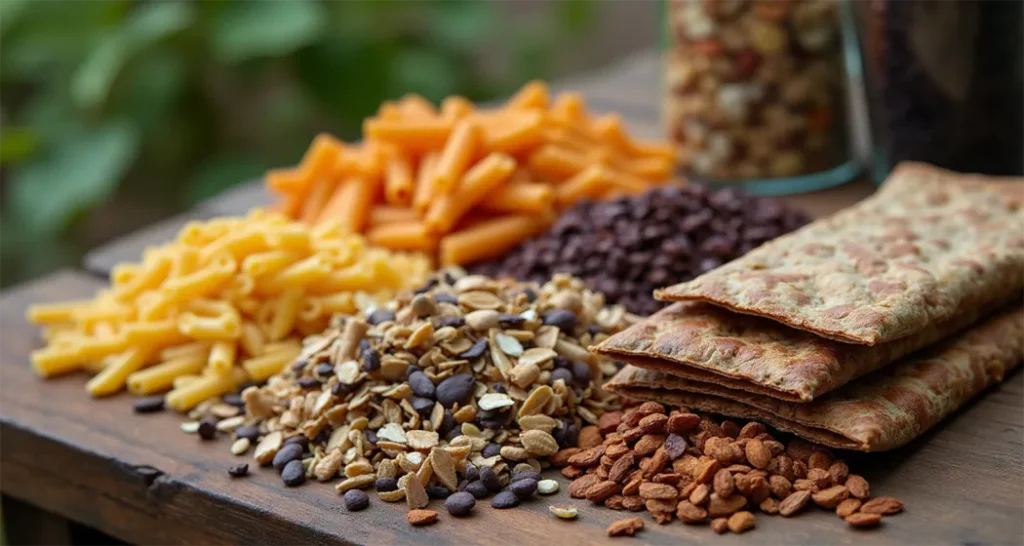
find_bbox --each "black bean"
[358,338,370,353]
[458,339,488,360]
[235,426,260,442]
[479,466,502,493]
[228,463,249,477]
[272,443,304,472]
[360,349,381,372]
[479,419,505,431]
[497,313,525,327]
[558,423,579,449]
[364,429,377,445]
[435,373,475,407]
[571,361,592,383]
[445,491,476,517]
[290,360,308,372]
[463,464,479,482]
[376,477,398,492]
[433,293,458,305]
[222,393,245,408]
[512,470,541,483]
[281,460,306,486]
[331,383,351,397]
[550,368,574,386]
[367,309,396,325]
[315,363,334,377]
[465,480,490,499]
[426,486,452,499]
[438,316,465,328]
[444,427,461,442]
[297,377,320,389]
[408,371,435,399]
[542,309,577,333]
[411,397,435,415]
[414,278,438,294]
[436,410,456,437]
[490,383,508,394]
[343,489,370,511]
[491,491,520,509]
[197,417,218,440]
[482,443,501,458]
[133,396,165,414]
[283,435,309,449]
[521,288,537,302]
[510,478,538,500]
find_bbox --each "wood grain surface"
[2,271,1022,545]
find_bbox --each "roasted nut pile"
[664,0,846,180]
[211,272,637,520]
[552,401,902,537]
[471,185,809,315]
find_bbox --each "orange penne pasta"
[384,154,414,205]
[364,119,453,151]
[299,134,345,182]
[366,222,437,252]
[483,110,545,155]
[507,80,550,110]
[555,164,610,206]
[412,152,441,214]
[316,178,360,225]
[623,156,674,182]
[265,168,306,194]
[549,91,587,124]
[369,205,420,227]
[377,101,402,121]
[604,167,651,194]
[528,145,588,181]
[480,183,553,214]
[299,175,339,224]
[439,214,552,266]
[590,113,633,151]
[441,96,474,121]
[432,119,481,195]
[337,177,379,234]
[425,153,516,233]
[397,93,437,118]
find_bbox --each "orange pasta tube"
[316,178,360,225]
[377,101,402,121]
[632,140,677,161]
[480,183,553,214]
[484,110,545,155]
[432,119,481,195]
[439,214,551,266]
[590,113,633,151]
[507,80,550,110]
[425,153,517,233]
[364,119,453,151]
[369,206,420,227]
[366,222,437,252]
[624,156,674,182]
[265,168,306,193]
[299,134,344,182]
[398,94,437,118]
[604,167,650,194]
[384,154,414,205]
[412,152,441,214]
[555,164,610,206]
[549,92,586,125]
[441,96,474,120]
[528,145,588,181]
[299,176,338,224]
[336,178,379,234]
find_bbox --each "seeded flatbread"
[655,163,1024,345]
[606,306,1024,451]
[592,300,1002,402]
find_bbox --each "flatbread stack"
[595,163,1024,451]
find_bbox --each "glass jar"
[663,0,860,194]
[857,0,1024,182]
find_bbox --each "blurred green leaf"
[187,155,268,205]
[0,126,40,164]
[556,0,598,35]
[389,49,459,103]
[431,0,495,50]
[212,0,326,62]
[116,49,187,130]
[297,38,393,137]
[72,1,191,109]
[9,121,140,236]
[0,0,30,37]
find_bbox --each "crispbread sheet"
[655,163,1024,345]
[605,306,1023,451]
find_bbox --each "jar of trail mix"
[664,0,860,193]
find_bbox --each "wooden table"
[3,51,1021,545]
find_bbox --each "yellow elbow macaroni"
[26,211,433,407]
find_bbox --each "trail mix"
[209,272,637,519]
[471,185,809,315]
[551,401,902,537]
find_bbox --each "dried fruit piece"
[745,439,771,469]
[569,474,601,498]
[521,429,559,457]
[667,413,701,433]
[676,500,708,523]
[689,483,711,506]
[845,474,871,500]
[835,498,862,518]
[713,469,735,498]
[727,511,756,533]
[811,485,849,508]
[779,490,812,517]
[707,493,747,517]
[860,497,903,515]
[550,504,579,519]
[846,512,882,528]
[607,517,645,537]
[407,509,438,526]
[568,445,605,467]
[711,517,729,534]
[639,482,679,500]
[585,481,622,503]
[759,498,780,514]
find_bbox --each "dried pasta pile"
[265,81,678,266]
[26,211,432,410]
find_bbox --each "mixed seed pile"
[550,401,903,537]
[208,272,638,520]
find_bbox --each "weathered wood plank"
[2,271,1021,545]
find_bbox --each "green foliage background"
[0,0,596,287]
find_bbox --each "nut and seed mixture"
[665,0,846,180]
[471,185,809,315]
[553,401,902,536]
[209,271,637,521]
